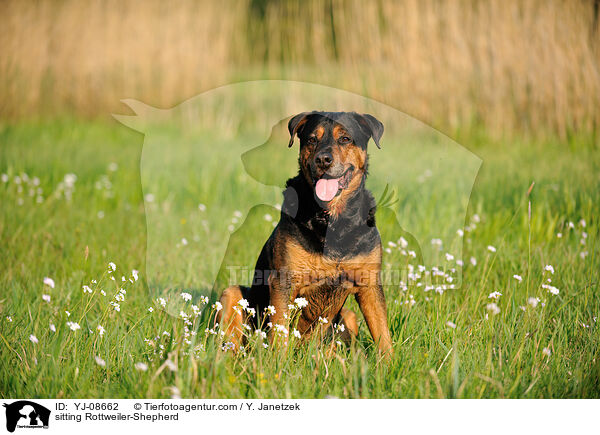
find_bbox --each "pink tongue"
[315,178,339,201]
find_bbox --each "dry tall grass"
[1,0,599,137]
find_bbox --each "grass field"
[0,119,598,399]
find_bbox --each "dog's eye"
[338,136,352,144]
[307,137,317,145]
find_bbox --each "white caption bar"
[1,399,597,435]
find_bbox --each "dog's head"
[288,111,383,211]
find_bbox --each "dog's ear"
[353,113,384,148]
[288,112,311,147]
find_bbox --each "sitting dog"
[217,111,392,355]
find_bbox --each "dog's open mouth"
[314,166,353,202]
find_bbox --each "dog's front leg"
[355,284,393,357]
[267,269,291,344]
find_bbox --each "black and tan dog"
[217,111,392,355]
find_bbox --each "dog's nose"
[315,151,333,169]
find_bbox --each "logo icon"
[3,401,50,432]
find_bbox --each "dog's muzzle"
[314,166,353,202]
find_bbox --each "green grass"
[0,119,598,398]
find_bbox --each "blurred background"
[2,1,600,399]
[1,0,599,140]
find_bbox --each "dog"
[217,111,392,355]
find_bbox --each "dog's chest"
[284,239,380,293]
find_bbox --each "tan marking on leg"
[216,285,245,350]
[355,286,392,357]
[337,307,358,344]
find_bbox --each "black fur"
[246,111,383,320]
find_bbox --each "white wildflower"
[265,305,276,315]
[294,297,308,309]
[43,277,55,288]
[29,334,39,344]
[544,265,555,274]
[488,291,502,299]
[273,324,288,335]
[95,356,106,367]
[42,294,51,303]
[486,303,501,315]
[67,321,81,331]
[135,362,148,372]
[181,292,192,302]
[513,274,523,282]
[487,245,496,253]
[164,359,177,372]
[446,321,456,329]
